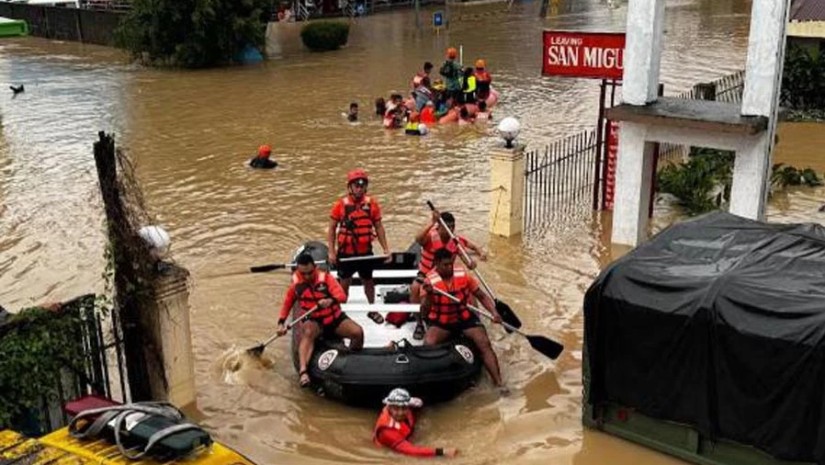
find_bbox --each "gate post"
[145,264,197,409]
[489,144,525,237]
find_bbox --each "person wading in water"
[249,144,278,169]
[373,388,458,458]
[327,168,392,324]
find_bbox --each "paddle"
[246,306,319,357]
[426,200,523,332]
[250,260,325,273]
[427,285,563,360]
[338,254,390,263]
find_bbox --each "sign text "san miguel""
[542,31,626,80]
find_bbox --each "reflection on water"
[0,0,818,463]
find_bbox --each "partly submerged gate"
[0,294,127,435]
[523,129,599,230]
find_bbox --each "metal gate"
[2,294,128,435]
[523,129,599,230]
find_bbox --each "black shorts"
[315,313,349,340]
[336,253,375,280]
[426,315,482,334]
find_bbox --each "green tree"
[116,0,269,68]
[782,43,825,111]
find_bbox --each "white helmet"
[382,388,423,408]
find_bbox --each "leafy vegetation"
[300,21,350,52]
[782,43,825,117]
[0,296,96,430]
[115,0,269,68]
[657,148,822,215]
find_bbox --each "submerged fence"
[0,295,127,436]
[659,70,746,164]
[523,129,598,230]
[521,69,746,232]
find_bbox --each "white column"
[489,145,525,237]
[735,0,790,220]
[729,135,770,220]
[611,122,655,246]
[621,0,666,105]
[741,0,791,117]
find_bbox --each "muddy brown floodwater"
[1,0,822,463]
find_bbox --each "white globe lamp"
[497,117,521,148]
[138,225,171,259]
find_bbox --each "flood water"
[1,0,823,463]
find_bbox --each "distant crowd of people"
[340,47,499,135]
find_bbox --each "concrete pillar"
[741,0,790,117]
[734,0,790,220]
[611,122,655,246]
[146,265,197,409]
[489,145,525,237]
[729,135,770,220]
[621,0,666,104]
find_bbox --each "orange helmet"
[257,144,272,157]
[446,47,458,59]
[347,168,368,184]
[475,59,486,69]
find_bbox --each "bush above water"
[300,21,350,52]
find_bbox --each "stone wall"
[0,2,122,46]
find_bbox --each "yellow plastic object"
[0,428,256,465]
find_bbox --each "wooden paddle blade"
[496,300,522,333]
[250,263,286,273]
[246,344,266,357]
[526,334,563,360]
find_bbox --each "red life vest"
[336,195,375,255]
[419,227,467,274]
[425,269,473,325]
[293,271,342,326]
[373,406,416,447]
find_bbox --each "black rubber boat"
[289,241,482,407]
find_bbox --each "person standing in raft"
[328,169,392,324]
[374,388,458,458]
[473,59,492,103]
[410,210,487,339]
[249,144,278,169]
[277,253,365,388]
[439,47,463,103]
[420,248,504,387]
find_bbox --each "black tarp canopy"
[584,212,825,463]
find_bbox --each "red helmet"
[257,144,272,157]
[347,168,368,184]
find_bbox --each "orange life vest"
[336,195,375,255]
[419,227,467,274]
[474,70,492,100]
[425,269,473,325]
[293,270,342,326]
[373,406,416,447]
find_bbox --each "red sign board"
[542,31,626,80]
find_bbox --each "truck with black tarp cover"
[584,212,825,465]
